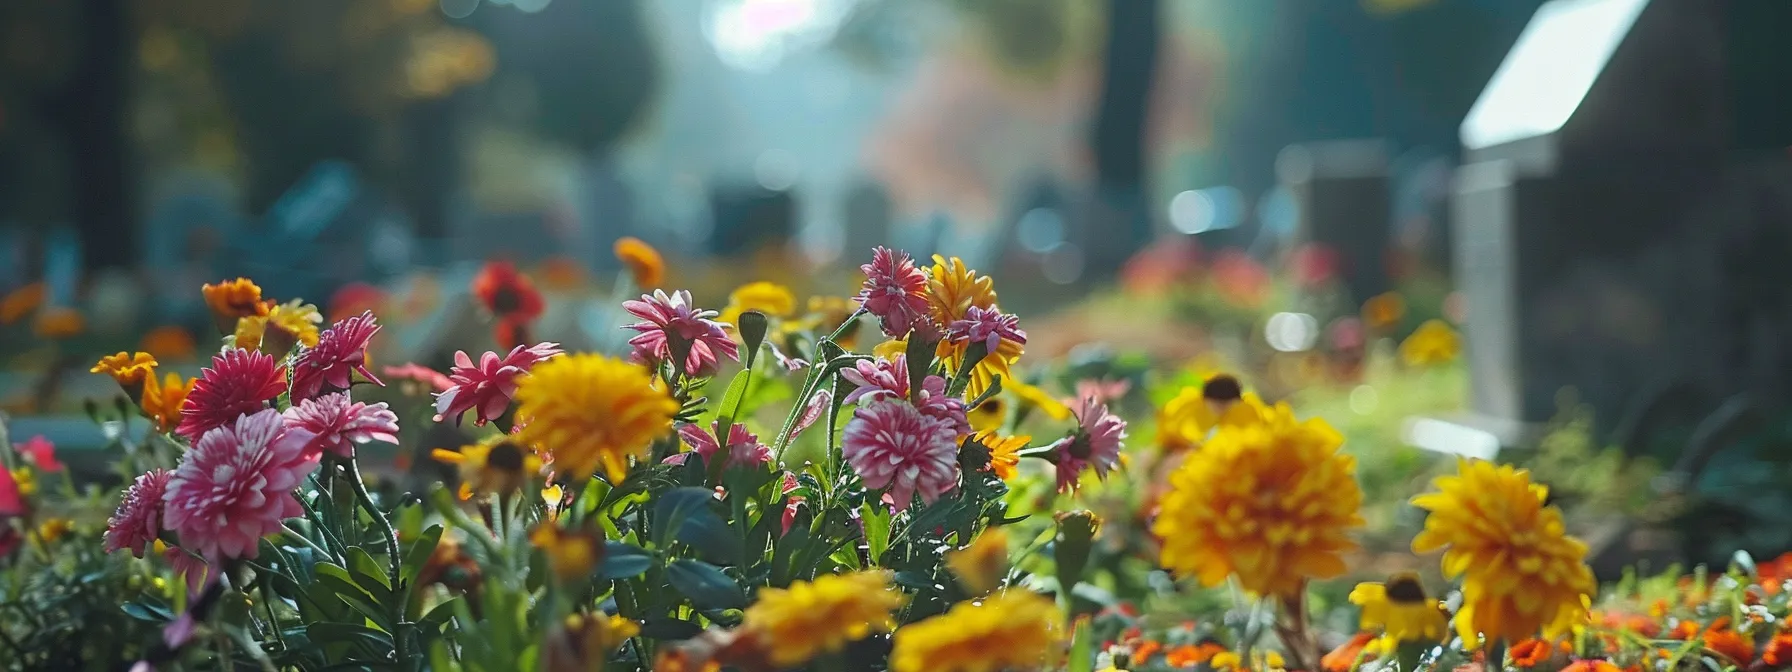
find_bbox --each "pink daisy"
[15,434,61,472]
[665,422,772,470]
[162,409,320,561]
[855,246,931,338]
[945,305,1027,353]
[1048,396,1128,492]
[842,400,961,509]
[382,363,454,392]
[283,392,401,459]
[290,311,383,401]
[433,342,564,426]
[840,355,969,437]
[623,290,739,378]
[105,469,172,558]
[176,348,288,441]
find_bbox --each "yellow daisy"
[889,590,1062,672]
[431,434,545,497]
[1006,378,1070,421]
[514,354,678,483]
[925,255,997,326]
[1350,572,1448,644]
[743,570,906,668]
[1400,319,1460,366]
[968,430,1027,481]
[1155,374,1271,452]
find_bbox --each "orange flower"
[614,236,665,289]
[1132,640,1163,664]
[538,256,588,290]
[1361,292,1406,331]
[1561,660,1621,672]
[1703,618,1756,664]
[0,282,45,324]
[33,307,84,340]
[140,372,195,434]
[1323,633,1376,672]
[139,325,197,361]
[1510,638,1553,667]
[201,278,268,333]
[1673,620,1699,640]
[1762,552,1792,595]
[1762,630,1792,667]
[1165,642,1226,667]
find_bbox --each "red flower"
[1762,630,1792,667]
[15,435,61,472]
[290,311,383,401]
[177,348,288,440]
[328,282,388,324]
[1702,618,1756,664]
[472,261,543,324]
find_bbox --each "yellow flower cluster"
[515,354,678,483]
[890,590,1062,672]
[742,570,905,668]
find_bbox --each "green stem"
[280,523,332,557]
[346,458,403,602]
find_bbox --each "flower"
[529,523,604,584]
[16,435,60,472]
[141,372,196,434]
[669,422,771,470]
[945,528,1008,595]
[327,282,388,324]
[840,354,970,435]
[544,612,640,672]
[163,409,320,560]
[743,570,905,669]
[282,392,401,459]
[176,348,288,441]
[614,236,665,289]
[1362,292,1407,331]
[105,469,172,558]
[968,396,1004,432]
[970,430,1026,481]
[719,281,796,329]
[92,351,159,400]
[1048,396,1127,492]
[1702,618,1756,664]
[857,246,931,338]
[1007,377,1071,421]
[235,299,323,354]
[926,255,998,326]
[842,400,961,508]
[1763,629,1792,666]
[1153,401,1363,597]
[290,311,383,401]
[1349,572,1448,643]
[434,342,564,426]
[0,282,45,324]
[1168,642,1229,668]
[201,278,268,333]
[514,354,678,483]
[1155,375,1270,451]
[1323,633,1377,672]
[1400,319,1461,366]
[937,330,1024,401]
[945,305,1026,354]
[805,295,861,348]
[431,434,545,497]
[888,590,1062,672]
[10,468,35,497]
[623,289,740,378]
[37,518,73,543]
[32,306,84,339]
[537,256,587,290]
[1561,660,1621,672]
[139,325,198,361]
[472,260,544,323]
[1410,459,1596,642]
[1509,639,1553,667]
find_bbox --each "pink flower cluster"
[1049,396,1128,492]
[284,392,401,459]
[434,342,564,426]
[290,311,383,401]
[162,409,321,561]
[841,400,961,509]
[623,289,739,377]
[177,348,287,440]
[839,355,969,437]
[855,246,931,338]
[666,422,772,470]
[945,305,1026,352]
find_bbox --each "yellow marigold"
[1152,402,1364,597]
[969,430,1026,481]
[806,295,860,346]
[614,236,665,289]
[529,522,603,584]
[889,590,1062,672]
[1400,319,1460,366]
[514,354,677,483]
[744,570,906,668]
[926,255,997,326]
[37,518,73,543]
[141,372,196,434]
[92,352,159,401]
[431,434,545,497]
[1411,459,1595,643]
[1362,292,1407,331]
[201,278,268,332]
[1156,374,1270,452]
[1350,572,1448,644]
[720,281,797,329]
[946,527,1009,595]
[543,612,639,672]
[33,306,84,340]
[0,282,45,324]
[139,325,197,361]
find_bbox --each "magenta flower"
[290,311,383,401]
[789,388,833,442]
[945,305,1026,353]
[105,469,172,558]
[177,348,288,441]
[162,409,320,561]
[163,544,212,594]
[283,392,401,459]
[623,289,740,377]
[382,363,454,392]
[842,400,961,509]
[15,434,61,472]
[841,355,968,437]
[856,246,931,337]
[1048,396,1128,492]
[665,422,772,470]
[433,342,564,426]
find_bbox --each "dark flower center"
[1386,575,1427,603]
[490,286,522,315]
[487,441,526,472]
[1202,374,1242,402]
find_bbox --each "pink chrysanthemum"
[666,422,772,470]
[434,342,564,426]
[842,400,961,508]
[283,392,401,459]
[856,246,932,337]
[1049,396,1128,492]
[945,305,1027,353]
[623,289,740,377]
[840,355,969,437]
[177,348,288,441]
[789,388,833,442]
[383,363,454,392]
[163,409,320,561]
[105,469,172,558]
[290,311,383,401]
[163,544,213,594]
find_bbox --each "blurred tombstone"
[843,181,892,255]
[1446,0,1754,442]
[142,180,244,319]
[237,160,396,302]
[1277,140,1391,304]
[707,185,795,256]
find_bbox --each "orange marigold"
[1561,660,1620,672]
[1702,618,1756,664]
[1509,638,1553,667]
[614,236,665,289]
[201,278,268,333]
[0,282,45,324]
[1323,633,1377,672]
[1165,642,1226,668]
[1763,630,1792,667]
[33,307,84,339]
[139,325,197,361]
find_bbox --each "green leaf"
[599,542,656,579]
[315,567,396,632]
[639,617,705,641]
[402,525,445,584]
[348,547,392,593]
[1067,618,1095,672]
[666,559,746,609]
[308,622,394,650]
[419,597,463,631]
[121,600,173,623]
[714,367,754,442]
[678,511,745,566]
[905,335,936,401]
[653,487,719,548]
[861,503,892,565]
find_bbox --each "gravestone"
[1278,140,1391,304]
[1446,0,1792,441]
